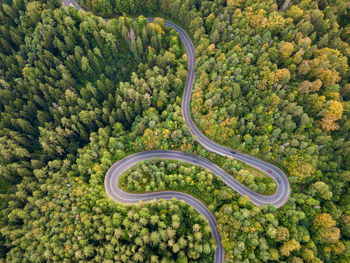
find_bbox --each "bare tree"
[280,0,291,11]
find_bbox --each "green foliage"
[120,159,236,211]
[0,0,209,261]
[0,0,349,262]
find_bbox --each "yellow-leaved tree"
[320,100,344,133]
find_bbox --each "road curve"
[64,1,290,262]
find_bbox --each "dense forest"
[0,0,349,262]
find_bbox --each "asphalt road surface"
[64,1,291,262]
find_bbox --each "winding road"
[63,1,291,262]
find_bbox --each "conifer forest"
[0,0,349,262]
